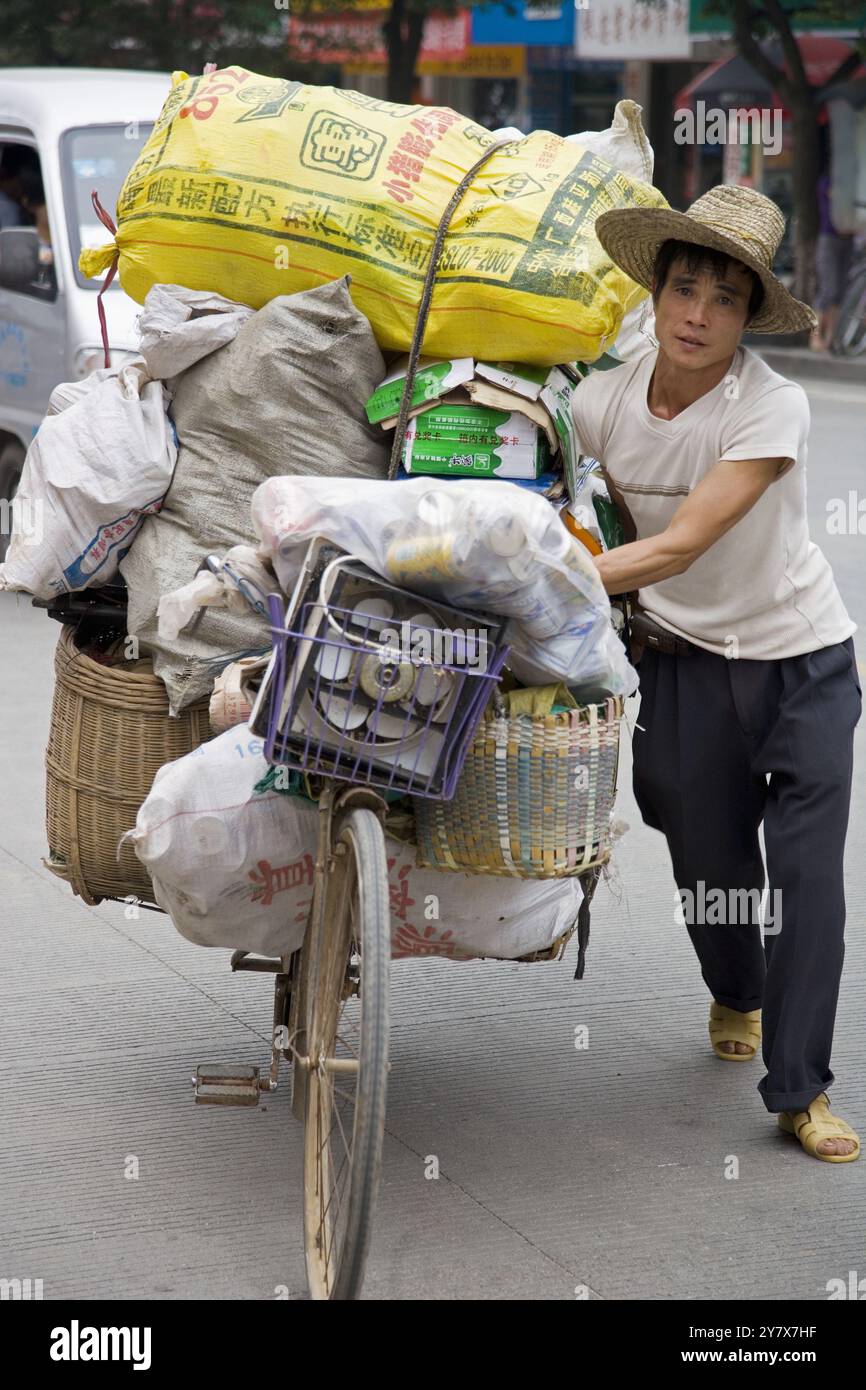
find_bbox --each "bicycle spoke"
[329,1088,355,1158]
[320,1143,350,1230]
[333,1029,361,1061]
[316,1082,354,1161]
[322,1170,343,1282]
[319,1083,351,1280]
[318,1066,355,1162]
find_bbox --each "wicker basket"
[45,625,211,906]
[414,695,624,878]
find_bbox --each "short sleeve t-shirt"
[570,345,855,659]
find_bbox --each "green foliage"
[0,0,493,86]
[702,0,866,47]
[0,0,293,74]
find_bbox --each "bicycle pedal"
[193,1064,261,1106]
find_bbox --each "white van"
[0,68,170,550]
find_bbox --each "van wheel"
[0,440,25,563]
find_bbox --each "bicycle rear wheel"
[832,268,866,356]
[303,806,390,1301]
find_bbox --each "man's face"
[652,253,754,371]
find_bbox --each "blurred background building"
[1,0,865,303]
[288,2,863,213]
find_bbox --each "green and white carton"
[365,356,474,425]
[367,352,622,486]
[402,400,550,479]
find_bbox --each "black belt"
[630,609,697,657]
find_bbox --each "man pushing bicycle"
[571,184,861,1162]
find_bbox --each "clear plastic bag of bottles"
[251,475,638,700]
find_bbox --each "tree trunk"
[789,96,821,307]
[725,0,862,314]
[383,0,426,105]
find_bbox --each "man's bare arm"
[592,456,787,595]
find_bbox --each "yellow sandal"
[778,1093,861,1163]
[708,1003,761,1061]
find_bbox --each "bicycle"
[242,539,511,1298]
[831,244,866,357]
[35,540,620,1301]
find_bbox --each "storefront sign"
[575,0,690,60]
[288,11,470,64]
[345,44,526,78]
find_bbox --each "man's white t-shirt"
[571,345,855,659]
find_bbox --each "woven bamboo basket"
[414,695,624,878]
[45,625,211,906]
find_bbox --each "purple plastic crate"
[261,588,510,801]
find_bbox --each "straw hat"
[595,185,817,334]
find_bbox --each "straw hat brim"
[594,206,817,335]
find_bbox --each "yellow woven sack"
[81,68,667,366]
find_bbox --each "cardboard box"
[365,355,474,425]
[368,354,621,490]
[464,379,558,451]
[402,399,550,480]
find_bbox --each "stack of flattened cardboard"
[365,353,623,494]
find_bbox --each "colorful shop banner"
[288,10,471,64]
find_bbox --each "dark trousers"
[632,635,861,1113]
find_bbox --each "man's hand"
[592,456,789,595]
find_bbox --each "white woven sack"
[130,729,581,961]
[0,359,176,598]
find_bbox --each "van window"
[0,141,57,301]
[60,124,153,289]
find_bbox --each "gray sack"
[121,276,389,713]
